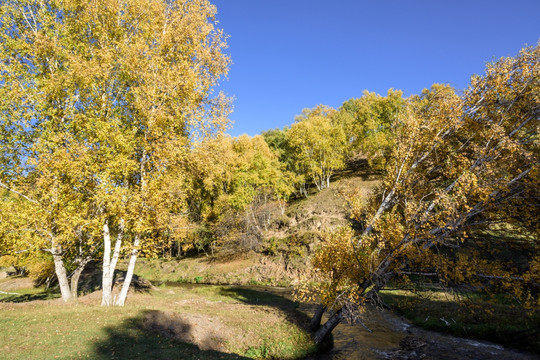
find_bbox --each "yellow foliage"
[308,44,540,316]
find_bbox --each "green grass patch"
[380,288,540,353]
[0,288,60,303]
[130,256,263,286]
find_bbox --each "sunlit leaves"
[287,105,348,192]
[309,44,540,318]
[339,89,405,170]
[183,134,295,251]
[0,0,231,300]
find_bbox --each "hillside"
[132,164,380,287]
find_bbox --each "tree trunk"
[308,304,327,332]
[101,220,113,306]
[299,183,308,198]
[70,257,91,299]
[102,219,124,306]
[312,308,343,344]
[52,252,73,302]
[315,178,322,191]
[278,200,286,215]
[114,233,140,306]
[361,189,396,238]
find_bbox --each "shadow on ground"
[0,291,60,303]
[92,310,250,360]
[218,287,312,329]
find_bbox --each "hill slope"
[133,166,379,287]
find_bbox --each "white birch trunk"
[101,219,124,306]
[279,200,286,215]
[114,233,140,306]
[315,179,322,191]
[52,252,73,302]
[101,220,113,306]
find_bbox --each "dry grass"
[134,253,310,287]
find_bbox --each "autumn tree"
[0,0,107,301]
[287,105,348,194]
[0,146,102,301]
[0,0,230,305]
[339,89,405,170]
[225,134,294,247]
[303,44,540,343]
[185,134,294,253]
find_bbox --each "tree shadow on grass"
[92,310,250,360]
[77,262,155,295]
[218,287,312,329]
[218,287,330,357]
[0,291,60,303]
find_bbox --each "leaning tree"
[302,44,540,343]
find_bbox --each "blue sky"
[212,0,540,137]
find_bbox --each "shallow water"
[301,303,536,360]
[300,303,407,360]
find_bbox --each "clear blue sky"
[211,0,540,137]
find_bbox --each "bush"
[270,215,290,229]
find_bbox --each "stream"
[165,283,537,360]
[300,302,536,360]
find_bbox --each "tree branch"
[0,181,39,205]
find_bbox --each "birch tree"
[184,134,294,253]
[339,89,405,170]
[0,0,230,305]
[287,105,348,193]
[302,44,540,343]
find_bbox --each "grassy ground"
[0,282,317,360]
[378,226,540,354]
[133,255,262,286]
[380,288,540,354]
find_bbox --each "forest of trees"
[0,0,538,345]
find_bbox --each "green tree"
[262,127,291,163]
[340,89,405,170]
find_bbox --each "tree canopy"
[339,89,405,170]
[0,0,231,304]
[286,105,348,193]
[303,44,540,343]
